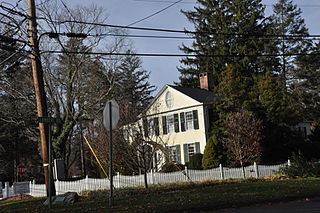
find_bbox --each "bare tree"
[35,2,130,177]
[223,110,263,178]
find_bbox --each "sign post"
[17,164,27,175]
[38,116,61,208]
[103,99,119,208]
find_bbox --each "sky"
[80,0,319,93]
[4,0,320,93]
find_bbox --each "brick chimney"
[199,72,213,91]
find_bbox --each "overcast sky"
[7,0,319,93]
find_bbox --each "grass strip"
[1,177,320,213]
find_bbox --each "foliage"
[257,71,297,125]
[186,153,203,170]
[202,135,223,169]
[160,162,184,173]
[261,124,304,164]
[178,0,275,88]
[292,41,320,121]
[280,153,320,178]
[223,110,263,168]
[272,0,311,83]
[0,28,42,181]
[114,51,156,120]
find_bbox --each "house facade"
[142,73,216,165]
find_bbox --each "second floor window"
[167,114,175,134]
[180,110,199,132]
[162,114,179,135]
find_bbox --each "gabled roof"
[169,85,218,103]
[140,84,218,118]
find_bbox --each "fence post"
[184,166,189,181]
[151,170,155,185]
[4,182,9,198]
[117,172,120,188]
[219,164,224,180]
[254,162,259,178]
[85,175,89,191]
[288,159,291,166]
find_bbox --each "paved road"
[218,198,320,213]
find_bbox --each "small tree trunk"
[143,170,148,188]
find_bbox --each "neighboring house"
[141,73,217,165]
[295,121,313,139]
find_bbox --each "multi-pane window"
[185,111,194,130]
[167,114,175,133]
[168,145,181,163]
[180,110,199,132]
[148,118,155,136]
[162,114,179,134]
[143,117,159,137]
[187,143,195,158]
[170,146,177,162]
[183,142,200,163]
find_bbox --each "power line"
[50,31,320,41]
[127,0,183,26]
[132,0,320,8]
[2,4,318,39]
[41,50,320,58]
[38,19,320,39]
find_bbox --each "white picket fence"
[2,162,288,198]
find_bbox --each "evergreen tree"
[257,71,297,124]
[272,0,311,84]
[292,41,320,121]
[202,135,223,169]
[0,31,41,181]
[178,0,274,88]
[114,50,156,122]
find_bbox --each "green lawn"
[1,178,320,213]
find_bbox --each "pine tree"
[178,0,274,88]
[257,71,297,124]
[114,50,156,122]
[272,0,311,84]
[292,41,320,121]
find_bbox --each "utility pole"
[27,0,55,197]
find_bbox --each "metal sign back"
[103,99,120,131]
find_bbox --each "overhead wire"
[132,0,320,7]
[45,31,320,41]
[36,18,320,39]
[40,50,320,58]
[127,0,183,26]
[2,5,319,39]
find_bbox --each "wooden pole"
[27,0,55,197]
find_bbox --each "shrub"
[202,135,223,169]
[160,163,184,173]
[280,153,320,178]
[186,153,203,170]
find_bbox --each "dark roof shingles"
[170,85,217,103]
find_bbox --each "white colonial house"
[140,73,217,165]
[127,73,313,169]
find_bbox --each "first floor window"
[168,145,181,163]
[183,142,200,163]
